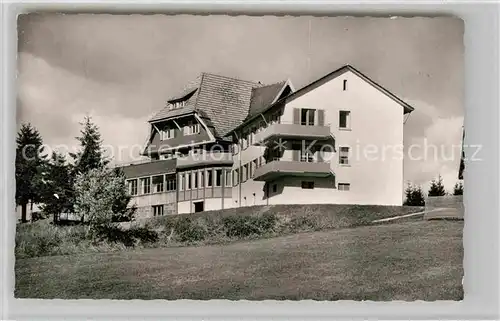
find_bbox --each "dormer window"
[161,128,175,140]
[185,121,200,135]
[168,100,187,110]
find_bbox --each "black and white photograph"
[15,14,465,301]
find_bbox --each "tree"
[111,167,137,222]
[404,183,425,206]
[71,116,109,175]
[74,167,132,234]
[453,181,464,196]
[428,175,446,197]
[15,123,46,223]
[40,152,75,223]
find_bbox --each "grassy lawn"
[15,220,463,301]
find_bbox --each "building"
[120,65,414,218]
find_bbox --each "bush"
[94,225,159,247]
[15,221,88,258]
[287,215,317,232]
[223,213,277,238]
[174,216,207,242]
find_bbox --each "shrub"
[174,217,207,242]
[94,225,159,247]
[129,227,159,244]
[288,215,317,232]
[15,221,87,258]
[453,181,464,196]
[223,213,277,238]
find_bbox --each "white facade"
[232,69,406,206]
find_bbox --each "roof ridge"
[201,72,262,86]
[252,79,287,90]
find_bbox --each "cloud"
[403,99,464,191]
[17,52,152,164]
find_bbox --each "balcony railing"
[252,121,334,146]
[176,152,233,169]
[253,160,334,182]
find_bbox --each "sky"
[17,14,464,191]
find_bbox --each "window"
[216,169,222,187]
[338,183,350,191]
[243,164,249,182]
[272,184,277,193]
[251,159,258,177]
[250,127,256,145]
[161,128,175,140]
[300,148,314,163]
[185,121,200,135]
[152,205,164,216]
[339,147,350,165]
[152,175,164,193]
[270,112,281,124]
[200,171,205,187]
[207,169,213,187]
[128,179,138,196]
[166,176,176,191]
[242,132,248,150]
[339,111,351,129]
[301,109,316,126]
[233,169,239,186]
[170,100,186,109]
[225,170,231,187]
[232,143,239,155]
[301,181,314,189]
[140,177,151,194]
[194,171,199,189]
[343,79,347,91]
[186,173,191,190]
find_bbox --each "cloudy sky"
[17,14,464,191]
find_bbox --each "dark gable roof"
[230,64,415,134]
[247,81,287,119]
[194,73,262,137]
[149,72,278,138]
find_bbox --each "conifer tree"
[71,116,109,175]
[428,175,446,197]
[15,123,46,223]
[40,152,74,223]
[404,183,425,206]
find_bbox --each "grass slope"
[16,204,423,258]
[15,220,463,301]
